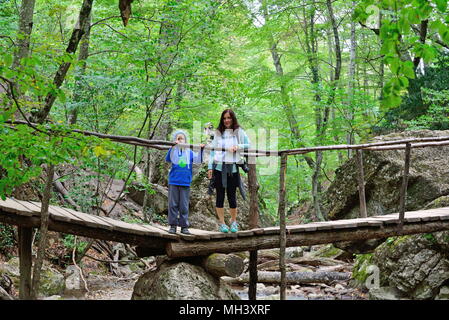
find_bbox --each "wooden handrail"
[8,120,449,157]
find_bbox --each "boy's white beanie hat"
[172,129,188,141]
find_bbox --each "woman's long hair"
[217,109,240,134]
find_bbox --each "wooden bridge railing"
[273,136,449,300]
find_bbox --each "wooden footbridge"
[3,197,449,258]
[4,122,449,300]
[3,196,449,300]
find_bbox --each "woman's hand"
[207,169,213,179]
[228,145,239,152]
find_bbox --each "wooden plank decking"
[2,198,449,258]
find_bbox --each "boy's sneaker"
[181,227,191,235]
[219,224,229,233]
[230,221,239,233]
[168,226,177,234]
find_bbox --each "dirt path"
[83,275,137,300]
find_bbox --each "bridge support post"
[355,149,367,218]
[278,153,288,300]
[248,159,259,300]
[398,142,412,226]
[18,226,33,300]
[248,250,258,300]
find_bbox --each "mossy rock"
[39,268,65,296]
[424,195,449,209]
[383,236,411,252]
[371,232,449,299]
[0,257,65,297]
[321,130,449,220]
[132,261,240,300]
[352,253,374,287]
[311,244,345,259]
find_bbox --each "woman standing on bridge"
[207,109,250,233]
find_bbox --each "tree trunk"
[326,0,341,83]
[347,2,357,158]
[263,0,320,221]
[323,0,342,135]
[262,0,315,169]
[146,3,182,185]
[378,10,384,101]
[162,220,449,258]
[302,1,325,221]
[30,164,54,299]
[326,18,343,164]
[68,10,92,125]
[32,0,94,124]
[10,0,36,119]
[12,0,36,71]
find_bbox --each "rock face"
[352,232,449,299]
[323,130,449,299]
[0,257,65,297]
[372,232,449,299]
[322,130,449,220]
[64,265,87,298]
[368,286,408,300]
[131,261,240,300]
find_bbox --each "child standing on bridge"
[166,130,205,235]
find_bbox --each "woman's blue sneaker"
[230,221,239,233]
[219,224,229,233]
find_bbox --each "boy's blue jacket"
[166,146,203,186]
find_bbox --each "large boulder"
[64,265,87,298]
[372,232,449,299]
[131,261,240,300]
[352,231,449,299]
[322,130,449,220]
[324,130,449,299]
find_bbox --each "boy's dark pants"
[168,184,190,228]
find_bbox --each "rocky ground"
[83,275,136,300]
[78,274,368,300]
[67,244,368,301]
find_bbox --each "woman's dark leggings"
[214,169,238,209]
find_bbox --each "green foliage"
[355,0,449,109]
[62,234,89,254]
[121,215,143,225]
[422,233,437,243]
[0,119,118,199]
[352,253,374,284]
[0,223,15,254]
[377,53,449,131]
[402,88,449,129]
